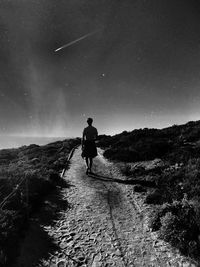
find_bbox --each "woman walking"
[82,118,98,174]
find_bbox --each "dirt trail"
[15,147,196,267]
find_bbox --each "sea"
[0,135,66,150]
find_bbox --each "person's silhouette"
[82,118,98,174]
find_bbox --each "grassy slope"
[98,120,200,261]
[98,120,200,163]
[0,138,80,266]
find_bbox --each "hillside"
[98,120,200,261]
[0,138,80,266]
[98,120,200,163]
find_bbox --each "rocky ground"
[15,147,197,267]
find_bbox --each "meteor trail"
[54,30,100,52]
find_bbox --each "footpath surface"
[15,147,196,267]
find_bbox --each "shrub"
[0,209,27,266]
[145,189,163,204]
[149,199,200,257]
[120,164,132,176]
[48,169,61,183]
[99,120,200,164]
[48,169,69,187]
[133,184,146,192]
[148,208,162,231]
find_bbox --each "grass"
[0,138,80,266]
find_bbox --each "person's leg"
[85,157,89,174]
[89,157,93,172]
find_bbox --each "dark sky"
[1,0,200,137]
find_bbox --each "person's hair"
[87,117,93,125]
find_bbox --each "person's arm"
[81,129,85,149]
[95,128,98,140]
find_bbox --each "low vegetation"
[0,138,80,266]
[98,120,200,262]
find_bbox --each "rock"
[115,249,121,256]
[145,190,163,204]
[77,256,85,262]
[70,232,76,236]
[56,259,66,267]
[60,242,72,249]
[92,253,102,267]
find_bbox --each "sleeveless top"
[83,126,98,141]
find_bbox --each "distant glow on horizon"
[1,112,199,138]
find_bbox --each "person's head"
[87,117,93,126]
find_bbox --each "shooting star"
[54,29,100,52]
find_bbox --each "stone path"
[15,147,197,267]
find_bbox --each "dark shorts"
[82,140,97,158]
